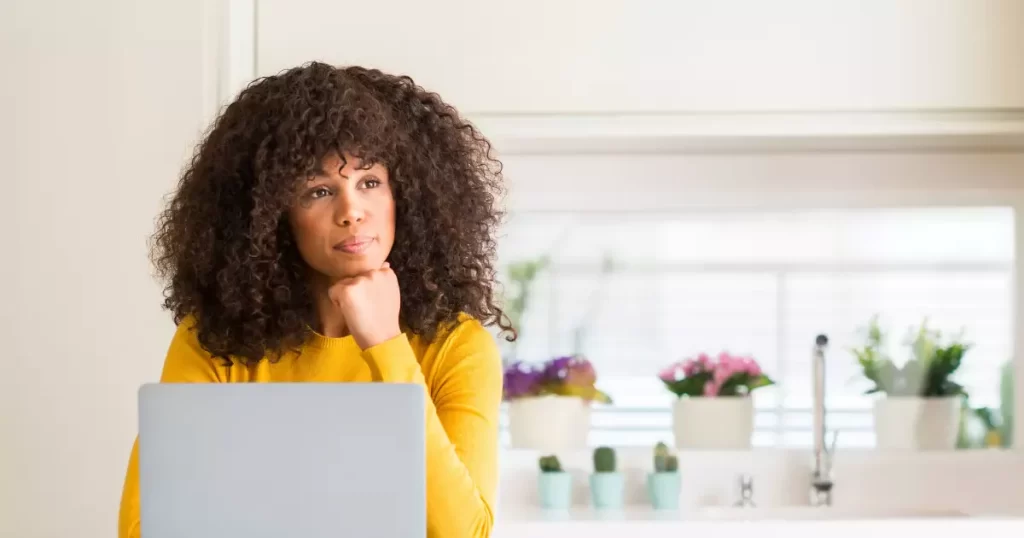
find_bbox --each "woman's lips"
[334,237,374,254]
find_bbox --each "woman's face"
[287,151,396,281]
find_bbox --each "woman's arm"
[361,318,503,538]
[118,319,225,538]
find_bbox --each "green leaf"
[549,384,613,404]
[662,373,711,397]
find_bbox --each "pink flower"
[659,363,682,383]
[743,356,762,377]
[682,358,700,377]
[713,363,733,384]
[703,379,720,397]
[697,353,713,371]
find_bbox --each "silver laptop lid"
[138,382,425,538]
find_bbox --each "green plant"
[503,257,550,330]
[1000,360,1014,447]
[851,315,970,397]
[653,442,678,473]
[539,455,563,473]
[593,446,616,473]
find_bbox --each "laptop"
[138,382,426,538]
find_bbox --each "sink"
[499,505,970,523]
[690,506,970,520]
[491,505,985,538]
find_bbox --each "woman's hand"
[329,262,402,350]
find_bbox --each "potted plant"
[999,360,1014,448]
[647,442,680,510]
[658,352,774,449]
[500,256,549,365]
[589,446,623,510]
[852,316,970,450]
[504,355,612,451]
[537,455,572,509]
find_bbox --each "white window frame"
[493,148,1024,453]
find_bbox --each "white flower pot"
[508,395,591,452]
[672,396,753,450]
[873,396,962,450]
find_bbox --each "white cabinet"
[255,0,1024,115]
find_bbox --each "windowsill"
[493,507,1023,538]
[501,445,1023,463]
[497,447,1024,519]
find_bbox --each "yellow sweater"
[118,313,502,538]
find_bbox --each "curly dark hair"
[151,61,513,365]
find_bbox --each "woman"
[118,62,512,538]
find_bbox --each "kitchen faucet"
[811,334,836,506]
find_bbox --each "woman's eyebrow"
[306,166,349,180]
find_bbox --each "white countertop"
[492,506,1023,538]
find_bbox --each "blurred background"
[2,0,1024,537]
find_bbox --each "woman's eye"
[364,178,381,189]
[310,186,331,199]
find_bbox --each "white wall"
[0,1,212,537]
[255,0,1024,114]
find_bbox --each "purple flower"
[542,356,574,384]
[504,355,611,403]
[503,361,544,400]
[542,355,596,387]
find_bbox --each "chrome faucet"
[734,474,755,508]
[811,334,836,506]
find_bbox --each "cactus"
[653,442,679,473]
[593,446,616,473]
[539,455,563,473]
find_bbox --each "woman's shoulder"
[159,314,231,382]
[411,313,503,374]
[431,312,500,351]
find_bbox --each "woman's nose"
[334,193,365,225]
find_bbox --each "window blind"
[496,207,1013,448]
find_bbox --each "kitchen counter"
[492,506,1023,538]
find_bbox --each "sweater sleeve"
[118,319,225,538]
[361,319,503,538]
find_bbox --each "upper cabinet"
[255,0,1024,115]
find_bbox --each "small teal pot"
[589,472,625,509]
[538,472,573,509]
[647,472,680,510]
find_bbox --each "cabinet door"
[255,0,1024,115]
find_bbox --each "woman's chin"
[332,259,384,279]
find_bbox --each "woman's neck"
[310,276,350,338]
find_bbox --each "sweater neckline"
[305,328,358,351]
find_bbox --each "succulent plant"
[653,442,678,473]
[539,455,563,473]
[852,316,970,397]
[593,446,616,473]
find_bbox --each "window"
[495,207,1014,448]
